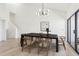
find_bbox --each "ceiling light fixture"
[37,3,49,16]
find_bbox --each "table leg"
[56,38,58,52]
[20,35,24,51]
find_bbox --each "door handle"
[73,30,75,34]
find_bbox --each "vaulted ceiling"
[22,3,74,12]
[7,3,79,19]
[8,3,79,13]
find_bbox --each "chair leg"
[63,42,66,50]
[46,41,49,56]
[29,42,32,53]
[38,46,39,55]
[38,42,40,55]
[22,47,23,51]
[46,48,48,56]
[61,38,66,50]
[28,46,31,53]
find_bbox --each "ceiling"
[7,3,79,19]
[22,3,74,12]
[8,3,79,13]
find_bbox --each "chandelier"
[37,3,49,16]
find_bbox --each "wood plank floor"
[0,39,78,56]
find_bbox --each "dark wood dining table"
[20,33,59,52]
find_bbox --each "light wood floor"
[0,39,78,56]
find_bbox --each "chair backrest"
[59,36,66,40]
[58,36,66,50]
[24,36,31,45]
[58,36,66,43]
[40,38,50,47]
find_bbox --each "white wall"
[14,4,66,37]
[7,21,18,39]
[66,4,79,19]
[0,3,9,30]
[0,20,3,41]
[0,20,6,41]
[0,3,9,20]
[0,4,9,41]
[7,12,17,39]
[0,3,67,40]
[5,4,20,39]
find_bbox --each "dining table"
[20,33,59,52]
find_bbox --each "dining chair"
[38,38,51,55]
[22,36,34,53]
[58,36,66,50]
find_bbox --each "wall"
[0,3,9,30]
[5,4,20,39]
[7,12,17,39]
[66,4,79,19]
[14,4,66,38]
[1,4,20,39]
[0,19,7,41]
[0,3,9,20]
[0,3,67,40]
[0,3,9,41]
[0,20,3,41]
[7,21,18,39]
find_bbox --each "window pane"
[71,15,75,48]
[77,12,79,52]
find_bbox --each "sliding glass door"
[77,11,79,53]
[67,14,75,49]
[67,10,79,54]
[71,15,75,49]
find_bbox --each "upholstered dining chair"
[58,36,66,50]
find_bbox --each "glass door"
[70,15,75,49]
[67,19,71,44]
[67,15,75,49]
[77,11,79,53]
[67,10,79,54]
